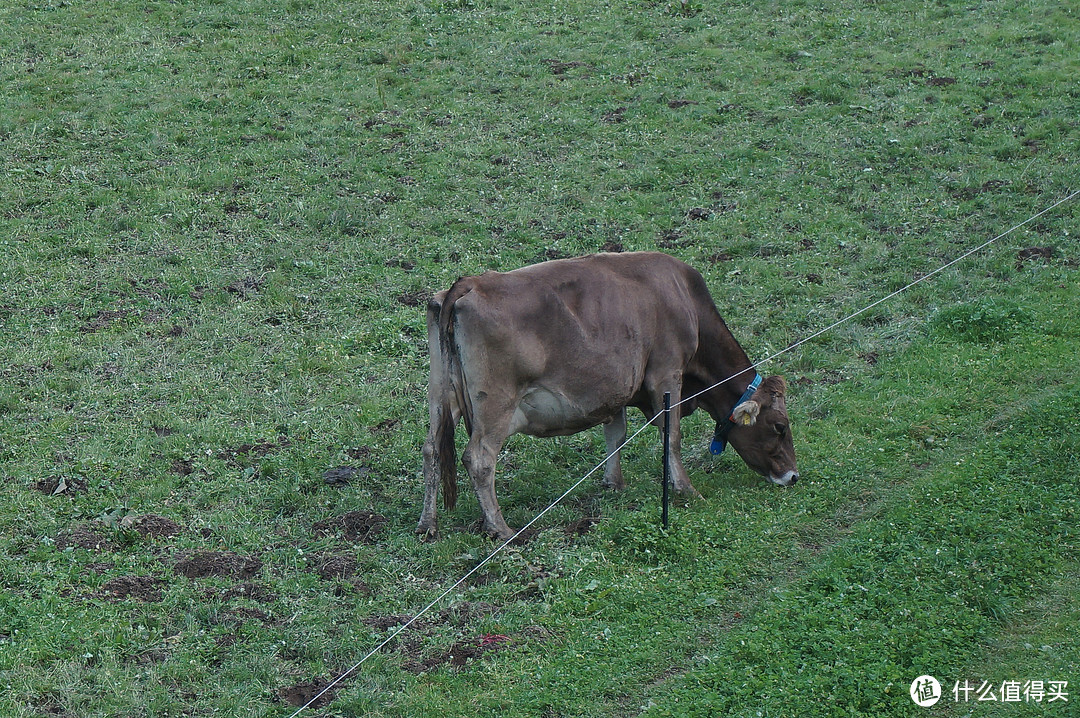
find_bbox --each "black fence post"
[662,392,671,530]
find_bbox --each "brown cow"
[418,252,798,540]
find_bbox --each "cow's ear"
[731,400,760,426]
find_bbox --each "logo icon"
[911,675,942,707]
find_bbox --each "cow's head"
[725,375,799,486]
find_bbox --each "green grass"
[1,0,1078,716]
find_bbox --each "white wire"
[287,186,1077,716]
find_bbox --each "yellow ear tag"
[739,414,754,426]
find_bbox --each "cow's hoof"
[486,526,516,542]
[416,523,438,542]
[675,485,704,500]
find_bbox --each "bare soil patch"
[601,106,627,124]
[125,514,182,539]
[541,58,594,76]
[56,525,114,552]
[322,465,369,486]
[174,551,262,579]
[220,582,277,603]
[399,633,512,674]
[102,576,165,602]
[217,436,291,467]
[396,288,429,307]
[79,309,130,333]
[1016,246,1053,269]
[36,475,87,496]
[279,679,336,709]
[311,511,387,543]
[224,275,264,298]
[313,553,357,580]
[564,516,601,536]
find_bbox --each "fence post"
[662,392,671,530]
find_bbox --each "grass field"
[1,0,1078,716]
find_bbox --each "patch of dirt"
[218,582,276,603]
[601,106,627,124]
[279,679,337,709]
[927,76,956,87]
[132,648,169,665]
[217,436,290,467]
[541,58,593,76]
[396,288,429,307]
[599,240,624,253]
[311,511,387,543]
[667,99,698,109]
[313,553,357,580]
[224,606,274,624]
[36,475,87,496]
[171,458,195,476]
[537,247,569,262]
[102,576,165,602]
[686,207,712,221]
[333,578,372,597]
[56,526,114,552]
[174,551,262,580]
[364,601,497,634]
[124,514,182,539]
[322,465,369,486]
[384,257,416,270]
[951,178,1009,201]
[362,109,403,130]
[1016,246,1053,269]
[859,351,880,366]
[710,192,739,213]
[372,417,400,434]
[657,229,688,249]
[564,516,601,536]
[344,445,373,461]
[399,634,512,674]
[79,309,130,334]
[224,275,265,298]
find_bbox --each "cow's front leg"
[602,409,627,490]
[462,435,515,541]
[647,383,703,499]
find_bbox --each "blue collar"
[710,373,762,455]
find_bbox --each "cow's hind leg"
[602,408,627,490]
[417,291,456,540]
[462,432,515,541]
[418,419,444,540]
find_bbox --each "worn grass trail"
[1,0,1078,716]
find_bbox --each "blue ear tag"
[710,438,725,455]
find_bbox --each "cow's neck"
[688,314,757,418]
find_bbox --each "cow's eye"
[774,423,787,437]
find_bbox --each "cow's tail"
[435,278,475,511]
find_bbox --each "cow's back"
[443,252,705,437]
